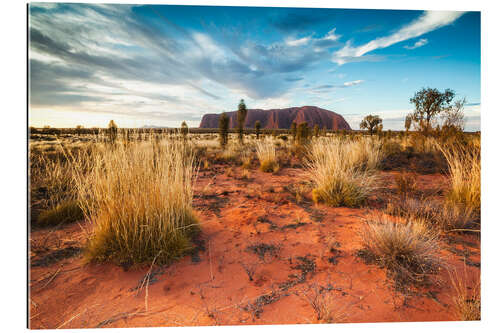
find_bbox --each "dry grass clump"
[302,284,346,323]
[240,148,254,169]
[360,215,442,285]
[37,200,84,227]
[73,140,199,266]
[30,144,84,226]
[217,142,241,162]
[394,172,417,196]
[307,138,381,207]
[386,197,476,232]
[449,266,481,321]
[439,141,480,212]
[256,138,279,173]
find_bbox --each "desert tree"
[441,98,466,132]
[255,120,262,139]
[313,124,320,137]
[181,121,189,141]
[376,123,384,138]
[404,114,412,133]
[108,120,118,143]
[409,87,455,134]
[297,122,310,144]
[291,122,297,141]
[237,99,248,144]
[219,112,229,148]
[76,125,84,135]
[360,115,382,135]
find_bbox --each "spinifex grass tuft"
[37,200,84,227]
[449,265,481,321]
[307,137,381,207]
[360,215,442,285]
[73,139,199,266]
[439,140,480,212]
[256,138,279,172]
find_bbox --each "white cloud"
[323,28,341,41]
[333,11,464,65]
[343,80,364,87]
[285,36,311,47]
[404,38,429,50]
[287,28,340,49]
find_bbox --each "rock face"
[199,106,352,130]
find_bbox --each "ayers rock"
[199,106,352,130]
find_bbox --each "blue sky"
[29,3,480,130]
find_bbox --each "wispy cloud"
[29,2,339,121]
[342,80,364,87]
[285,36,311,46]
[333,11,464,65]
[404,38,428,49]
[312,79,364,93]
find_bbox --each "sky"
[28,3,481,130]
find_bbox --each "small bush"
[37,200,84,227]
[360,215,442,285]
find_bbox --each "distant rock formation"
[199,106,352,130]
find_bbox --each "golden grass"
[449,265,481,321]
[394,172,417,196]
[307,138,381,207]
[439,140,481,212]
[386,197,476,232]
[30,149,76,210]
[37,200,84,227]
[256,138,279,173]
[360,215,442,284]
[72,139,199,266]
[302,284,347,323]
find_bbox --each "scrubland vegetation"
[29,94,481,326]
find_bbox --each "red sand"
[29,167,480,329]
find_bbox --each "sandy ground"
[28,166,480,328]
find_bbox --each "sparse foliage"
[404,114,412,132]
[441,98,466,132]
[108,120,118,144]
[237,99,248,144]
[255,120,261,139]
[181,121,189,140]
[219,112,229,148]
[313,124,320,137]
[297,122,310,144]
[291,122,297,141]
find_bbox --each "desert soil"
[29,166,480,328]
